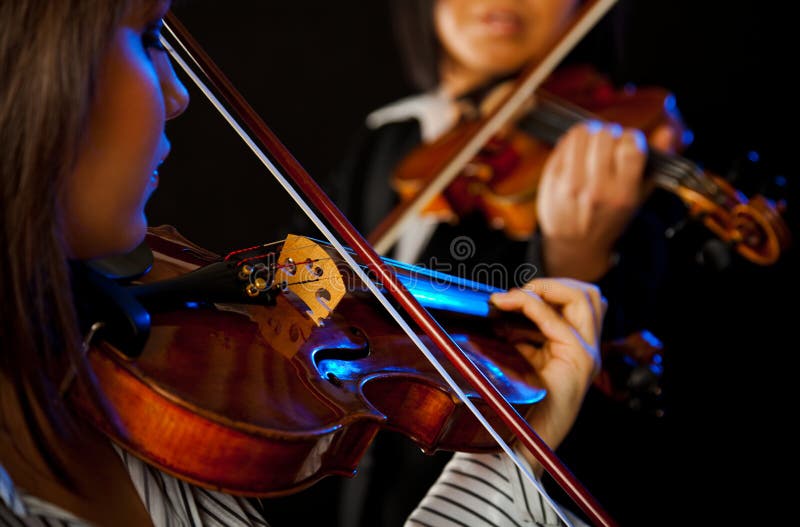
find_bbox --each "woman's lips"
[480,9,524,36]
[146,168,160,195]
[151,140,170,190]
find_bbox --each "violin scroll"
[731,195,791,265]
[672,173,791,265]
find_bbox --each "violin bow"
[162,10,617,527]
[367,0,618,255]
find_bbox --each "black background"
[149,1,797,524]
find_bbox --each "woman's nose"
[159,54,189,120]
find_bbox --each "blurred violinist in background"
[327,0,793,525]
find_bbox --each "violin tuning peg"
[238,265,253,279]
[764,175,791,205]
[721,150,762,195]
[696,238,733,271]
[664,216,690,239]
[726,149,792,202]
[776,197,788,214]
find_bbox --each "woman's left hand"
[490,278,605,465]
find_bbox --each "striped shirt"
[0,447,269,527]
[2,450,583,526]
[406,452,588,527]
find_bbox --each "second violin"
[372,64,790,266]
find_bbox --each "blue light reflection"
[384,256,504,317]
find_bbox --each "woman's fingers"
[492,287,570,339]
[504,278,604,345]
[491,278,604,378]
[614,128,648,195]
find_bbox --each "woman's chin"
[472,56,528,80]
[87,223,147,261]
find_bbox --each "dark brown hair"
[0,0,143,461]
[389,0,439,91]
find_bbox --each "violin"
[369,70,791,266]
[68,224,660,496]
[68,226,544,496]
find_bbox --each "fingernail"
[490,292,508,304]
[633,129,647,151]
[586,120,602,134]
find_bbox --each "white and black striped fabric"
[2,462,89,526]
[0,448,269,527]
[3,449,585,526]
[405,452,588,527]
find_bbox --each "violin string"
[281,278,323,288]
[161,30,573,526]
[270,240,505,295]
[224,239,284,261]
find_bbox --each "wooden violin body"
[70,227,546,497]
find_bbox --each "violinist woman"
[332,0,687,525]
[0,1,605,525]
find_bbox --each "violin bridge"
[276,234,345,325]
